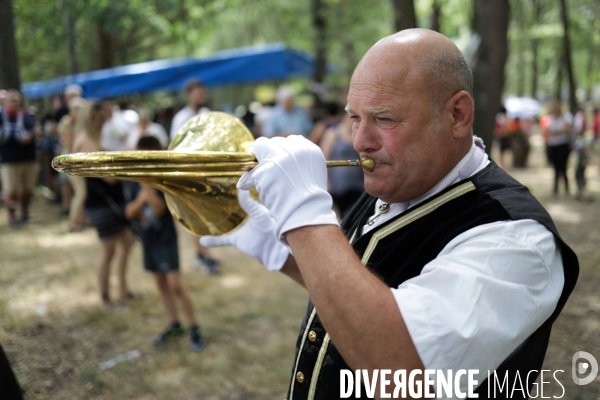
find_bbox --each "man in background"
[262,86,312,138]
[169,79,219,274]
[101,99,135,151]
[126,108,169,150]
[169,79,210,140]
[0,90,37,227]
[54,84,83,124]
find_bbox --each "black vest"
[286,161,578,400]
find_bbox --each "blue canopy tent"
[22,43,315,99]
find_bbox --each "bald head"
[354,29,473,119]
[347,29,475,203]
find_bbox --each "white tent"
[504,96,541,119]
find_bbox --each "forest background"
[1,0,600,149]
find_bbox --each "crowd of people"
[495,101,600,202]
[0,79,365,352]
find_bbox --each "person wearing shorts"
[124,136,204,351]
[76,101,134,311]
[0,90,38,227]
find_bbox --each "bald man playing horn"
[201,29,578,400]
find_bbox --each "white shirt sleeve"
[148,123,169,148]
[170,112,184,140]
[391,219,564,393]
[262,114,276,137]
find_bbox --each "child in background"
[573,131,592,203]
[125,136,204,351]
[509,117,530,168]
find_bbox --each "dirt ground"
[1,133,599,399]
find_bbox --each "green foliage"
[14,0,180,79]
[504,0,600,102]
[11,0,600,104]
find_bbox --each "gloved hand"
[237,136,339,240]
[199,189,289,272]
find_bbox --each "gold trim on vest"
[361,181,476,264]
[289,307,317,400]
[308,334,331,400]
[349,228,357,244]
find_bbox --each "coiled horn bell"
[52,112,374,236]
[53,112,255,236]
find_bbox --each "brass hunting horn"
[52,112,374,236]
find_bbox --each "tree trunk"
[179,0,192,56]
[311,0,327,106]
[312,0,327,84]
[516,40,525,97]
[96,25,114,70]
[514,1,524,97]
[391,0,417,32]
[559,0,577,113]
[335,1,356,77]
[586,50,594,102]
[67,9,79,75]
[431,0,441,33]
[0,0,21,90]
[555,56,563,100]
[470,0,510,155]
[531,39,538,98]
[530,0,542,99]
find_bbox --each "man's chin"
[364,179,410,203]
[364,180,389,201]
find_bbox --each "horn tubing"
[52,153,376,176]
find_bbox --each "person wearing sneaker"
[193,251,220,275]
[125,136,204,351]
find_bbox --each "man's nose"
[353,119,380,154]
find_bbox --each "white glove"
[199,189,289,272]
[237,136,339,240]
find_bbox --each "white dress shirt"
[362,138,564,396]
[169,106,210,139]
[101,109,135,151]
[126,122,169,150]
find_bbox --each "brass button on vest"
[296,371,305,383]
[308,330,317,342]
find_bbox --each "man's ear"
[446,91,474,140]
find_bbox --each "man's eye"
[349,115,360,122]
[378,118,392,122]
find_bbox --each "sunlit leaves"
[12,0,600,104]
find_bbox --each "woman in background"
[319,113,364,216]
[73,101,134,311]
[58,96,87,231]
[543,101,572,197]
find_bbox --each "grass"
[0,204,307,399]
[1,132,600,399]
